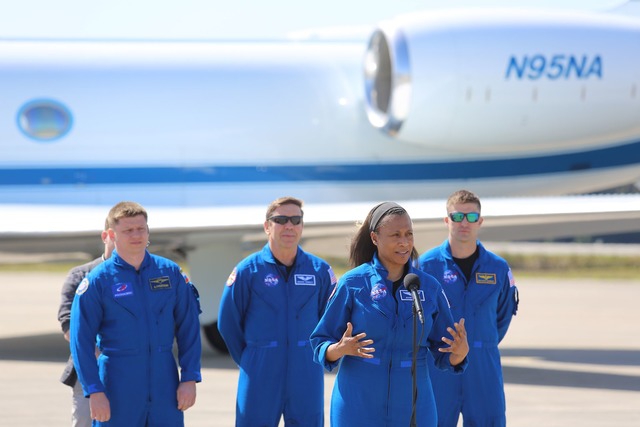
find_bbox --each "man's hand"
[89,392,111,423]
[177,381,197,411]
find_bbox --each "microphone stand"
[410,304,418,427]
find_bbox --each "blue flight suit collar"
[111,249,152,271]
[440,239,487,260]
[260,243,306,266]
[106,250,155,318]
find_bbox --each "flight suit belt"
[472,340,498,348]
[100,345,173,356]
[356,356,428,368]
[245,340,309,348]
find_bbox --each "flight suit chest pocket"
[468,279,500,309]
[109,282,138,317]
[251,277,284,311]
[148,275,175,310]
[352,287,393,342]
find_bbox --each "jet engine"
[364,9,640,155]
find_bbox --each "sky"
[0,0,627,40]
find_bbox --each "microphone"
[404,273,424,324]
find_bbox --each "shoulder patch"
[226,267,237,287]
[180,269,191,285]
[76,278,89,295]
[508,269,516,287]
[328,266,338,285]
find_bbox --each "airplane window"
[17,100,73,142]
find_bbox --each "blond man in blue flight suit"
[70,201,202,426]
[419,190,519,427]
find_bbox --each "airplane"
[1,1,640,351]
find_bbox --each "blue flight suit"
[310,254,467,427]
[419,240,519,427]
[218,244,337,427]
[70,250,202,427]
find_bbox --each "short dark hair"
[265,196,304,219]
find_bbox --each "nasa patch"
[443,269,458,284]
[370,283,388,301]
[264,273,279,287]
[76,278,89,295]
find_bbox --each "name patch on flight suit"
[399,289,425,302]
[476,273,497,285]
[112,283,134,298]
[294,274,316,286]
[149,276,172,291]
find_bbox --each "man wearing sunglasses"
[218,196,337,427]
[418,189,519,427]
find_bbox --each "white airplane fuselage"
[1,8,640,208]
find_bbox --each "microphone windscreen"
[403,273,420,291]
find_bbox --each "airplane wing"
[3,194,638,255]
[2,193,639,352]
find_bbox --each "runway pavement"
[1,271,639,426]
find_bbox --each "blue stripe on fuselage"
[2,140,639,186]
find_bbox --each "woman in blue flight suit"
[310,202,469,427]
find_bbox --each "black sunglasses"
[448,212,480,223]
[268,215,303,225]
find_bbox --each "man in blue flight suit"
[418,190,519,427]
[70,201,202,426]
[218,196,337,427]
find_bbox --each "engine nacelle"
[364,8,640,155]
